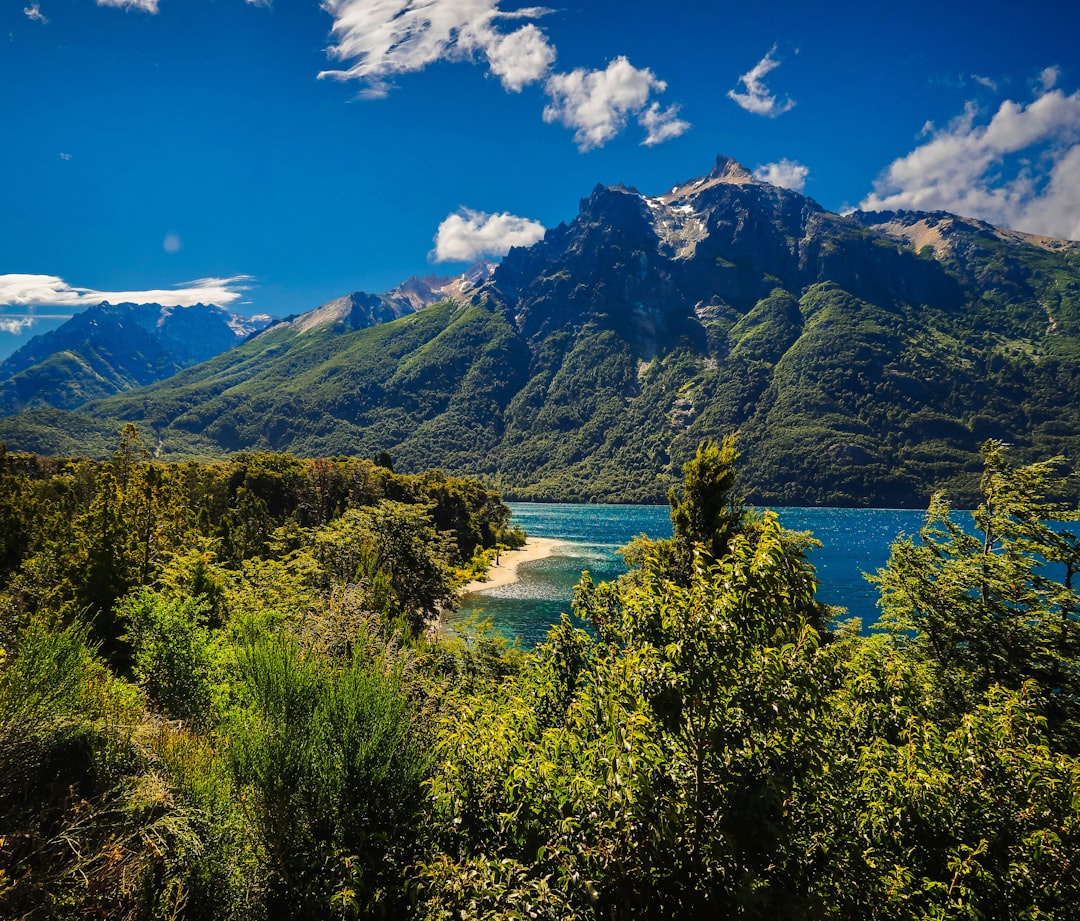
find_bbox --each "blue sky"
[3,0,1079,358]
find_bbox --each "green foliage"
[119,589,214,725]
[421,443,1080,918]
[3,429,1080,919]
[312,501,455,634]
[227,629,429,919]
[875,440,1080,744]
[668,434,744,567]
[0,616,184,920]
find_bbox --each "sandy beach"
[460,537,561,595]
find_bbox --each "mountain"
[1,156,1077,506]
[0,266,498,418]
[272,262,495,335]
[0,301,274,415]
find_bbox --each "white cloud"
[95,0,159,12]
[972,74,998,92]
[1039,65,1060,93]
[484,22,555,92]
[246,0,272,6]
[638,101,690,147]
[318,1,687,148]
[432,208,545,262]
[0,316,39,336]
[543,56,686,151]
[0,274,253,310]
[59,152,72,160]
[728,45,795,118]
[163,233,182,254]
[860,82,1080,240]
[318,0,556,97]
[23,3,47,24]
[754,158,809,191]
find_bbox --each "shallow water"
[455,503,928,646]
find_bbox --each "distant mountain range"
[0,266,500,418]
[0,302,274,415]
[1,156,1077,507]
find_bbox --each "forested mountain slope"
[0,301,273,415]
[2,156,1078,506]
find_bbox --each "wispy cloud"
[23,3,47,24]
[318,0,687,149]
[971,74,998,92]
[95,0,159,12]
[433,208,546,262]
[728,45,795,118]
[318,0,557,97]
[860,76,1080,241]
[543,57,688,151]
[754,158,809,191]
[1038,65,1060,93]
[638,101,690,148]
[0,274,253,310]
[0,316,41,335]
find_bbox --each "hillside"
[0,302,273,415]
[1,156,1078,506]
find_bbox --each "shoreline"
[460,537,561,595]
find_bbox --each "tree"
[874,439,1080,746]
[118,589,214,726]
[312,501,455,635]
[620,435,745,587]
[669,434,745,565]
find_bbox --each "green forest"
[2,430,1079,919]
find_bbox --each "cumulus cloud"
[0,274,253,310]
[318,0,557,97]
[24,3,47,23]
[432,208,546,262]
[484,22,556,92]
[95,0,159,11]
[543,56,687,151]
[728,45,795,117]
[318,0,687,149]
[860,80,1080,240]
[754,158,809,191]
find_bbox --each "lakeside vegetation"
[2,432,1079,918]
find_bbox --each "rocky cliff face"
[491,155,963,352]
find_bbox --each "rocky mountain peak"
[707,154,757,184]
[658,154,759,205]
[285,262,497,336]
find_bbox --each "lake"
[455,503,928,646]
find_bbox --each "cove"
[455,503,927,646]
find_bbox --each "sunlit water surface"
[455,503,928,646]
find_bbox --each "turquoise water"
[456,503,927,646]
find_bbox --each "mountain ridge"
[0,301,274,415]
[1,155,1077,507]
